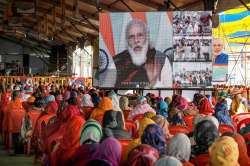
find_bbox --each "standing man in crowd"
[113,19,172,88]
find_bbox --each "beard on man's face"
[128,40,149,66]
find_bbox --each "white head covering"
[193,115,219,131]
[154,156,182,166]
[81,94,94,107]
[108,91,121,111]
[167,133,191,162]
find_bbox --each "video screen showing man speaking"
[98,12,173,88]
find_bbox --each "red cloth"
[46,101,58,114]
[183,162,194,166]
[212,97,216,106]
[32,113,56,152]
[81,106,94,120]
[50,116,85,166]
[68,144,99,166]
[233,134,250,166]
[28,109,41,128]
[61,104,80,122]
[5,98,25,133]
[46,123,66,153]
[198,98,214,115]
[76,95,82,106]
[7,108,25,133]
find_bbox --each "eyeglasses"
[128,32,146,41]
[213,44,222,47]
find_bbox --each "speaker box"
[49,45,67,72]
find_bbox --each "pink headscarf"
[92,137,122,166]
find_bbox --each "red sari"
[28,109,41,128]
[0,92,11,132]
[46,101,58,114]
[50,115,85,166]
[198,98,214,115]
[6,98,25,133]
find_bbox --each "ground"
[0,138,38,166]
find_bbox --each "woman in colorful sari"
[164,96,172,105]
[45,95,58,114]
[80,119,103,145]
[103,110,131,139]
[231,93,248,116]
[60,97,80,122]
[156,99,168,118]
[193,93,204,107]
[128,96,155,121]
[1,89,15,149]
[90,97,113,125]
[0,86,11,131]
[197,97,214,115]
[45,98,79,157]
[125,117,156,160]
[208,136,239,166]
[192,120,219,156]
[21,96,42,155]
[214,95,233,126]
[168,108,186,126]
[50,115,85,166]
[126,144,159,166]
[170,94,189,111]
[88,137,122,166]
[119,96,132,120]
[64,119,101,165]
[80,94,94,120]
[141,124,166,156]
[5,91,25,154]
[152,115,172,140]
[108,91,122,112]
[167,133,193,166]
[170,94,198,116]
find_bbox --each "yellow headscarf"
[231,94,248,115]
[124,117,155,160]
[209,136,239,166]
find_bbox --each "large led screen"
[98,11,213,89]
[98,12,173,88]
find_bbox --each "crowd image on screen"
[174,38,212,62]
[173,11,212,36]
[173,68,212,87]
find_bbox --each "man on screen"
[113,19,172,88]
[213,38,228,64]
[212,38,229,82]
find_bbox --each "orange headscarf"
[90,97,112,124]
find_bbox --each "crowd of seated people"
[0,81,250,166]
